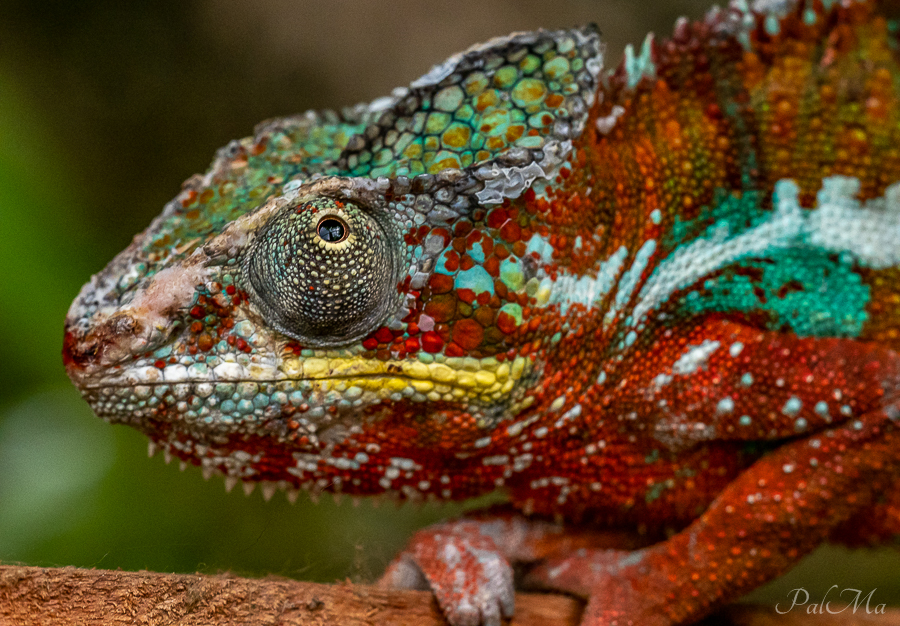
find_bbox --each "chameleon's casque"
[65,1,900,625]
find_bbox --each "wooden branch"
[0,565,896,625]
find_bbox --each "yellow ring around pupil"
[316,216,348,243]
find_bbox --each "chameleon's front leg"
[380,508,651,626]
[524,414,900,626]
[516,318,900,626]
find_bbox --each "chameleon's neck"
[549,0,900,353]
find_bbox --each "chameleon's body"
[64,1,900,624]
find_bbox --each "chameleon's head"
[64,27,604,500]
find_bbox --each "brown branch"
[0,565,896,626]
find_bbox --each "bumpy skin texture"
[64,1,900,624]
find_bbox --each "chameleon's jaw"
[67,349,535,423]
[66,348,542,499]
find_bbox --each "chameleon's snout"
[62,312,144,379]
[64,255,212,386]
[62,327,95,371]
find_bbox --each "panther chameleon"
[63,0,900,624]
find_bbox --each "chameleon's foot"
[525,548,672,626]
[381,511,651,626]
[380,519,515,626]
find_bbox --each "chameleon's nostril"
[111,314,138,335]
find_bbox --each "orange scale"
[473,306,495,327]
[445,342,466,357]
[484,256,500,277]
[425,294,458,322]
[457,288,477,305]
[453,219,473,237]
[497,311,519,335]
[544,93,564,108]
[362,338,378,351]
[373,327,395,343]
[487,208,509,229]
[482,328,504,347]
[442,251,460,272]
[452,319,485,350]
[420,331,444,353]
[499,221,521,243]
[197,335,214,352]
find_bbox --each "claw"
[224,476,238,493]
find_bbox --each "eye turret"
[244,196,399,347]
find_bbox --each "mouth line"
[85,373,423,389]
[82,371,505,396]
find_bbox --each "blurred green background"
[0,0,897,610]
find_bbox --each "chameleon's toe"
[381,553,430,591]
[526,549,671,626]
[380,523,515,626]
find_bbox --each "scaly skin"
[64,1,900,624]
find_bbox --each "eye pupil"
[318,218,346,243]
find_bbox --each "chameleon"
[63,0,900,624]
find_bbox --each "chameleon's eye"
[243,197,398,347]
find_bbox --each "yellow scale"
[281,354,532,404]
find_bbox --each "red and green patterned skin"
[63,1,900,624]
